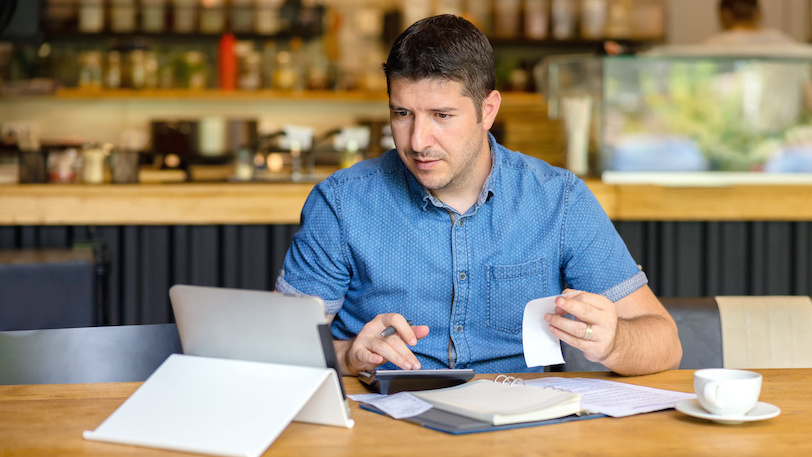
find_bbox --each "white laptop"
[168,284,339,373]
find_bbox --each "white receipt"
[348,392,432,419]
[524,377,696,417]
[522,295,566,367]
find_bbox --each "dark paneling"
[615,221,812,298]
[3,221,812,326]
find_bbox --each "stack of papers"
[353,377,694,420]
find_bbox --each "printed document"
[524,377,695,417]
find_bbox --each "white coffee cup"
[694,369,762,416]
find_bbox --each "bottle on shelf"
[493,0,521,40]
[200,0,226,34]
[256,0,283,35]
[141,0,168,33]
[78,0,105,33]
[523,0,550,40]
[581,0,608,40]
[105,50,122,89]
[173,0,198,33]
[110,0,137,34]
[230,0,255,34]
[273,47,296,91]
[78,51,103,89]
[236,42,262,90]
[218,33,237,90]
[464,0,492,36]
[551,0,577,40]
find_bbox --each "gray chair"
[0,323,183,385]
[560,297,724,372]
[0,248,100,330]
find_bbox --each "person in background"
[703,0,797,46]
[276,15,682,377]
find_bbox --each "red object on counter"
[218,33,237,90]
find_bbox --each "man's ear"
[481,90,501,130]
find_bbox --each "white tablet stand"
[85,354,354,457]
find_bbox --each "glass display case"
[542,53,812,183]
[602,54,812,183]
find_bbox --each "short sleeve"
[560,176,645,301]
[275,179,350,314]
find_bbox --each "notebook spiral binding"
[493,375,526,386]
[494,376,597,417]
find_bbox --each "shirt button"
[455,325,464,333]
[457,219,465,227]
[458,272,467,281]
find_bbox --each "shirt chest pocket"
[485,258,547,334]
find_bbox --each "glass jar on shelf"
[200,0,225,34]
[494,0,522,39]
[273,49,297,91]
[180,51,209,89]
[110,0,137,33]
[78,0,105,33]
[605,0,632,39]
[144,51,160,89]
[236,42,262,90]
[141,0,167,33]
[551,0,577,40]
[523,0,550,40]
[173,0,198,33]
[581,0,608,40]
[78,51,103,89]
[105,50,122,89]
[230,0,255,34]
[129,49,147,90]
[256,0,283,35]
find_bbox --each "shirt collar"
[412,132,498,215]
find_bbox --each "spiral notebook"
[361,376,604,435]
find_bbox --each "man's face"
[388,77,497,203]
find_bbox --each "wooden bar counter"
[2,180,812,225]
[1,369,810,457]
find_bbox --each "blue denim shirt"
[276,134,646,373]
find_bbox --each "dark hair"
[383,14,495,121]
[719,0,759,21]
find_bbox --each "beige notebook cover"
[413,379,582,426]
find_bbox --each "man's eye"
[394,110,409,117]
[436,113,450,119]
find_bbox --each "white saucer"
[675,399,781,424]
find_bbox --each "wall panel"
[2,222,811,326]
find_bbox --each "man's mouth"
[414,158,440,170]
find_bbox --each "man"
[703,0,796,46]
[276,15,682,376]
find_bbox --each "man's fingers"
[372,334,421,370]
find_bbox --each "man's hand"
[333,313,430,376]
[544,289,619,365]
[544,286,682,375]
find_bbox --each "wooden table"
[1,369,809,457]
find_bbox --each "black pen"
[381,320,413,337]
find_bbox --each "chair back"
[561,297,724,372]
[561,295,812,371]
[0,249,99,330]
[0,324,182,385]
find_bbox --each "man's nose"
[410,115,434,152]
